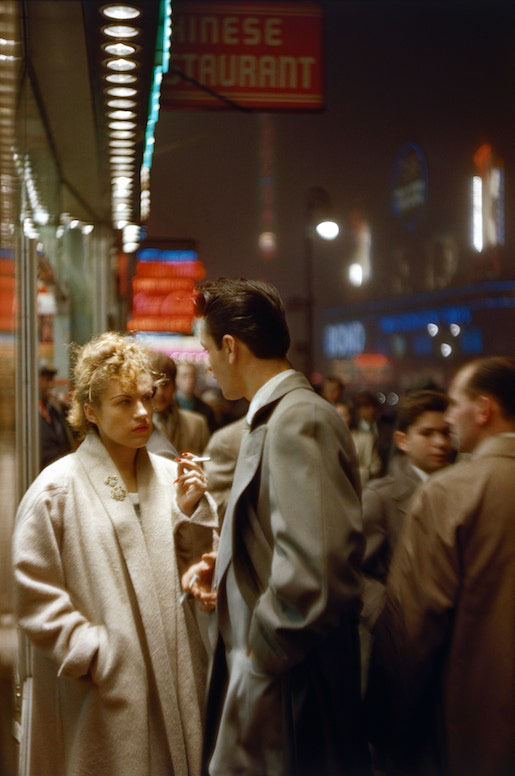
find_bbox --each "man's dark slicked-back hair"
[396,390,449,433]
[195,278,291,359]
[463,356,515,420]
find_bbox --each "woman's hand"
[181,551,218,611]
[175,452,209,516]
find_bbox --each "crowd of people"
[13,278,514,776]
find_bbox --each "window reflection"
[0,2,21,773]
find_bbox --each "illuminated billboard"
[127,243,206,334]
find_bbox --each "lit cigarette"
[179,573,199,604]
[184,455,211,463]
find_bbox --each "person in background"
[366,357,515,776]
[200,386,246,429]
[13,332,218,776]
[38,363,74,470]
[202,415,246,526]
[360,390,453,629]
[354,390,379,433]
[335,399,383,486]
[321,374,346,405]
[354,390,394,476]
[176,361,218,432]
[183,278,369,776]
[150,352,210,457]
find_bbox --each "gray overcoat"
[204,371,370,776]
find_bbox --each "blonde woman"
[13,332,218,776]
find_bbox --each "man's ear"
[475,394,493,426]
[394,429,408,453]
[84,402,97,425]
[222,334,237,363]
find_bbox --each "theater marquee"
[162,1,324,110]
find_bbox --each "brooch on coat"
[104,475,127,501]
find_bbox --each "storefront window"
[0,2,22,770]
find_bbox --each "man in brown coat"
[366,356,515,776]
[150,352,210,456]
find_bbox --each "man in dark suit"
[183,278,370,776]
[354,390,398,477]
[38,363,73,470]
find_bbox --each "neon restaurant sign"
[161,2,324,110]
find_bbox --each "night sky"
[148,0,515,346]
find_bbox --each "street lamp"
[305,187,339,380]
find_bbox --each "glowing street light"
[305,187,340,379]
[315,220,339,240]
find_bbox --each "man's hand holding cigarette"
[181,551,218,611]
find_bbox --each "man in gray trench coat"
[184,278,370,776]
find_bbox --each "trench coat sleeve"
[13,486,113,683]
[366,480,459,750]
[248,400,363,675]
[360,485,389,628]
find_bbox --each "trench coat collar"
[75,433,190,773]
[472,432,515,459]
[248,369,314,429]
[213,422,265,589]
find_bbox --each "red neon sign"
[162,2,324,111]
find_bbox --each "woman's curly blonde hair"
[67,332,156,439]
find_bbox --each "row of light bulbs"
[1,9,20,243]
[100,4,145,253]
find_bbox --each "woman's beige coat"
[13,432,218,776]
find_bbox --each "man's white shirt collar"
[247,369,296,425]
[409,462,430,482]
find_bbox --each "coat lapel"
[214,424,266,589]
[214,374,313,590]
[76,433,146,549]
[75,434,190,773]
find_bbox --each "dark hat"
[39,361,57,377]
